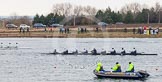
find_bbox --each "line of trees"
[33,3,97,26]
[33,2,162,26]
[32,13,65,26]
[96,2,162,24]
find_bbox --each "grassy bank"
[0,28,161,38]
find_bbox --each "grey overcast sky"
[0,0,162,16]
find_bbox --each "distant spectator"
[157,28,159,34]
[84,28,87,32]
[65,28,67,33]
[27,27,29,32]
[124,28,127,33]
[137,27,140,34]
[153,29,155,34]
[149,26,152,35]
[67,28,70,33]
[143,26,147,34]
[62,27,65,33]
[44,27,47,32]
[96,27,99,32]
[150,29,153,34]
[50,28,52,32]
[60,27,64,34]
[78,27,81,33]
[133,28,136,34]
[138,27,143,34]
[20,27,22,33]
[59,27,62,33]
[22,28,25,33]
[153,28,158,35]
[81,28,84,33]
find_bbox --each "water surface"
[0,38,161,82]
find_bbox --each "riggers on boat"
[93,70,150,79]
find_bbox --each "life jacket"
[112,64,121,72]
[127,63,134,72]
[96,62,102,72]
[121,49,126,54]
[116,64,121,72]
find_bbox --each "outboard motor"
[138,70,150,78]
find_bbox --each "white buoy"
[0,43,3,48]
[7,43,11,48]
[15,43,18,48]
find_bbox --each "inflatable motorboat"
[93,70,150,79]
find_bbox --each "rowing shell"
[44,52,157,55]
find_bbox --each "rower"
[83,48,88,54]
[75,49,78,54]
[131,48,137,55]
[101,48,106,55]
[63,49,68,54]
[72,49,78,54]
[53,49,57,54]
[111,62,122,72]
[121,48,126,54]
[110,48,116,55]
[92,48,97,55]
[126,62,134,72]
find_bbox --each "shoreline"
[0,28,161,38]
[0,33,161,38]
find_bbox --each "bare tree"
[52,3,73,16]
[52,3,97,17]
[65,3,73,16]
[9,13,18,24]
[131,3,141,14]
[120,4,131,14]
[155,2,161,13]
[154,2,161,23]
[120,3,141,14]
[74,5,83,16]
[18,16,32,25]
[52,4,62,15]
[84,6,97,16]
[120,5,131,16]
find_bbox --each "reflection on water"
[0,38,161,82]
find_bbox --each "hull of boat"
[93,70,149,79]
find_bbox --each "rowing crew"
[111,48,137,55]
[53,48,137,55]
[0,43,18,48]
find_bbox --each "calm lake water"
[0,38,162,82]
